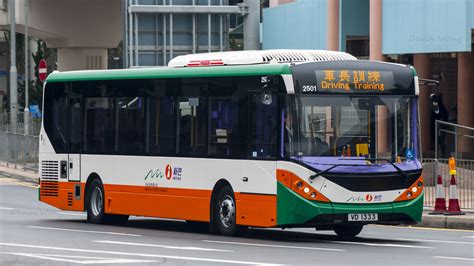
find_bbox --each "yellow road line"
[0,178,38,189]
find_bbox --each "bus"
[39,50,423,237]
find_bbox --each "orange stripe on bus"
[40,181,277,227]
[235,192,277,227]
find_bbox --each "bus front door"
[68,96,82,182]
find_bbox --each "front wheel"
[334,224,364,238]
[86,179,128,225]
[214,186,245,236]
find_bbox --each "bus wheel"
[334,224,363,238]
[86,179,128,225]
[215,186,239,236]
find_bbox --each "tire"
[334,224,364,238]
[214,186,240,236]
[86,179,128,225]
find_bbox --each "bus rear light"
[277,169,330,203]
[395,175,423,202]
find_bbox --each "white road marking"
[0,252,156,264]
[0,242,281,265]
[0,206,14,210]
[28,226,141,237]
[435,256,474,262]
[462,236,474,239]
[332,240,433,249]
[94,240,233,252]
[202,240,344,252]
[57,211,87,217]
[395,237,474,245]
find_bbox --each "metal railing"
[0,111,41,136]
[435,120,474,159]
[422,158,474,210]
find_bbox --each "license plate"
[348,213,378,221]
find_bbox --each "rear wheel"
[334,224,364,238]
[86,179,128,225]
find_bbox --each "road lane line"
[57,211,87,217]
[462,236,474,239]
[0,252,157,264]
[94,240,233,252]
[0,207,14,210]
[0,242,281,265]
[28,226,142,237]
[202,240,345,252]
[395,237,474,245]
[331,241,433,249]
[377,224,474,233]
[435,256,474,262]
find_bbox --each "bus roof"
[46,63,292,83]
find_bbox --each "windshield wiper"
[308,163,374,181]
[308,158,409,181]
[338,158,409,179]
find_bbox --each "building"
[263,0,474,158]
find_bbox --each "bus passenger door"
[242,92,278,195]
[68,96,82,182]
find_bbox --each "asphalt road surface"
[1,177,473,265]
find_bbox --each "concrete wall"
[382,0,473,54]
[263,0,327,50]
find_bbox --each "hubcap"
[219,195,235,228]
[91,187,103,216]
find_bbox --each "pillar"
[327,0,340,51]
[370,0,388,154]
[57,48,108,71]
[457,51,474,156]
[243,0,260,50]
[413,54,432,154]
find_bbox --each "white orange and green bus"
[39,50,423,237]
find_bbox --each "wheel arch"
[209,179,234,231]
[84,172,102,208]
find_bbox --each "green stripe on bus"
[46,64,292,82]
[276,181,424,226]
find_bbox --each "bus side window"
[146,79,176,156]
[43,82,68,153]
[248,93,278,159]
[83,80,115,154]
[116,79,146,155]
[177,78,208,157]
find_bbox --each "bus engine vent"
[41,182,59,197]
[67,192,73,206]
[261,50,357,63]
[41,160,59,181]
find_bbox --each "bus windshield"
[284,95,419,163]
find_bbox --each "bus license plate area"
[348,213,378,222]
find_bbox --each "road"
[0,177,473,265]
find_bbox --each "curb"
[417,213,474,230]
[0,164,39,185]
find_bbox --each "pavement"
[0,162,473,231]
[1,178,473,265]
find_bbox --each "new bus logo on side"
[144,164,183,181]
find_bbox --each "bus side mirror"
[430,93,440,114]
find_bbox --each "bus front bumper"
[276,182,424,227]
